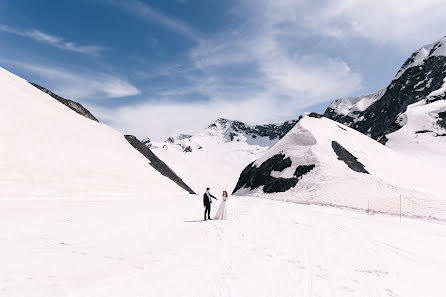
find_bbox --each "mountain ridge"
[325,35,446,143]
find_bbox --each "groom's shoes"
[208,218,212,220]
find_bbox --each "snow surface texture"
[0,67,186,198]
[0,195,445,297]
[150,118,296,194]
[234,115,445,220]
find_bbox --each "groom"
[203,187,218,221]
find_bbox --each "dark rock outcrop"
[29,82,99,122]
[183,146,192,153]
[324,108,356,126]
[331,141,369,174]
[438,111,446,129]
[308,112,323,119]
[233,154,315,194]
[124,135,196,194]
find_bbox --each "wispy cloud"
[106,0,201,42]
[95,0,365,140]
[185,1,364,109]
[76,0,446,140]
[5,61,140,99]
[261,0,446,49]
[96,54,361,140]
[0,25,106,56]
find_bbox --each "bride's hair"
[223,191,228,197]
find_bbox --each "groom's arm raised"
[210,193,218,200]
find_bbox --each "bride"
[214,191,229,220]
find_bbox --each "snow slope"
[0,195,445,297]
[234,114,444,218]
[150,118,296,194]
[0,67,186,198]
[386,99,446,165]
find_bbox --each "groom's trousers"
[204,204,211,220]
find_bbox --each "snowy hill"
[0,67,191,198]
[325,36,446,144]
[233,114,444,218]
[149,118,297,193]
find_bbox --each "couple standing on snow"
[203,187,229,220]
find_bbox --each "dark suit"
[203,192,216,220]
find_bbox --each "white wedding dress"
[214,195,228,220]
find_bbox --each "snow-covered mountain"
[149,118,297,193]
[0,66,193,198]
[324,88,386,125]
[325,36,446,146]
[233,114,444,218]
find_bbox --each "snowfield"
[0,195,445,297]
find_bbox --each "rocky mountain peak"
[325,35,446,142]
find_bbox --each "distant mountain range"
[151,35,446,217]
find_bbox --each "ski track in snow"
[0,195,445,297]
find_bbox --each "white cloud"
[188,0,363,106]
[0,25,106,56]
[106,0,201,42]
[7,61,140,99]
[95,51,361,141]
[95,0,365,140]
[69,0,446,140]
[286,0,446,49]
[94,96,296,141]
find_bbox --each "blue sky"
[1,0,446,140]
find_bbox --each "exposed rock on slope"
[124,135,196,194]
[331,141,369,174]
[29,82,99,122]
[233,153,315,194]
